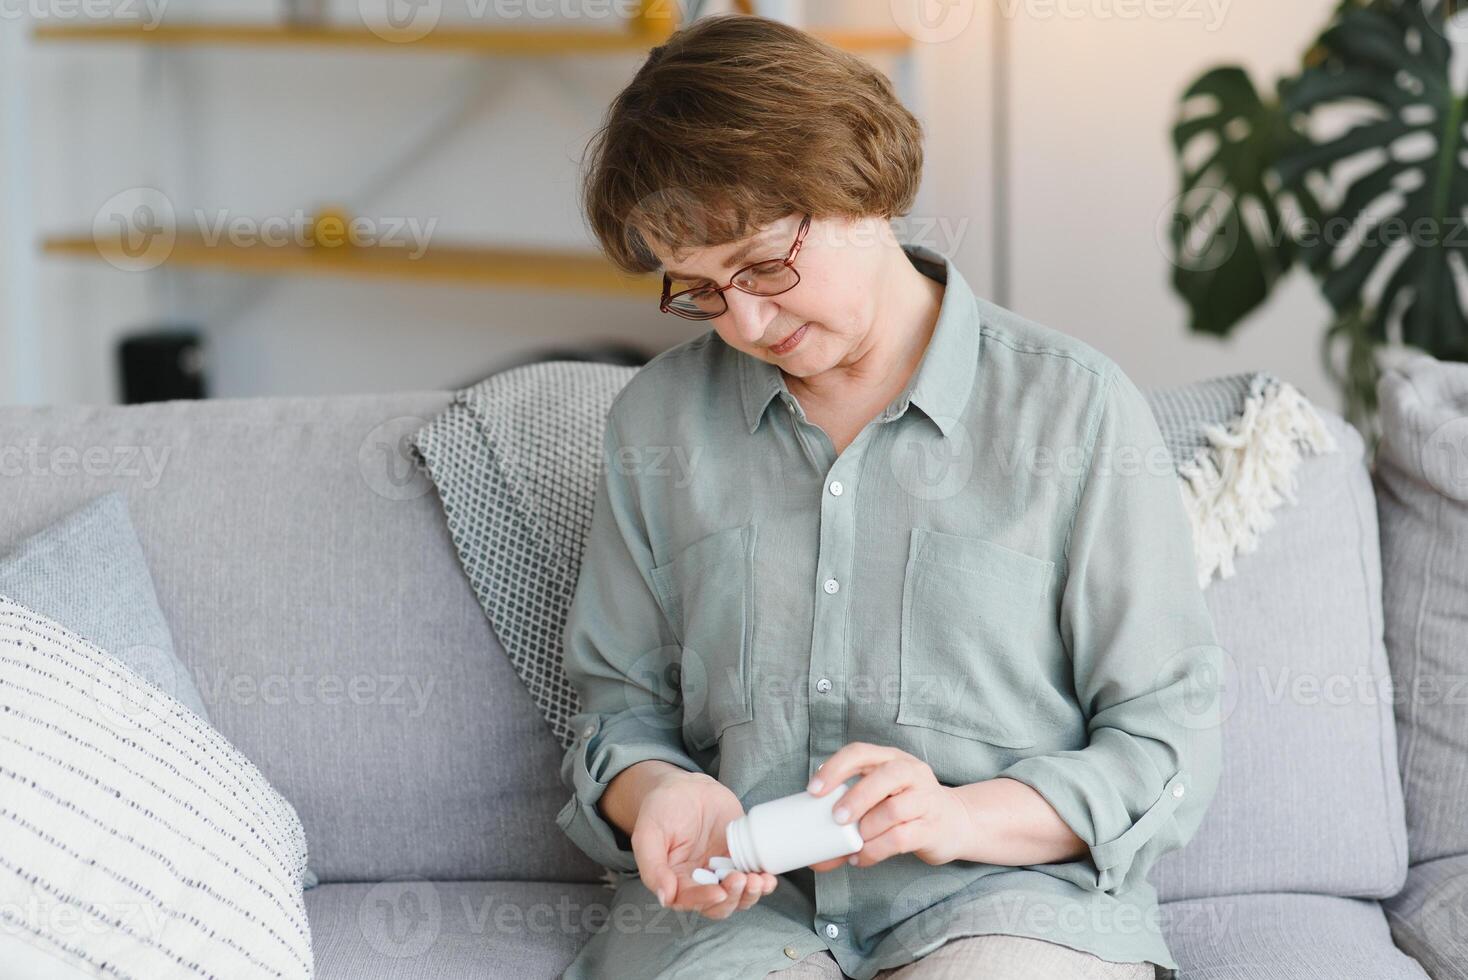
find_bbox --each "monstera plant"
[1169,0,1468,440]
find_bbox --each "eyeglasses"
[659,214,811,320]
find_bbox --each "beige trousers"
[768,935,1160,980]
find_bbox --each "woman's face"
[648,213,889,380]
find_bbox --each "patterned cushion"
[0,594,313,977]
[410,360,1336,762]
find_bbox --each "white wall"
[1005,0,1343,409]
[2,0,1348,413]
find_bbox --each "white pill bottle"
[725,781,865,875]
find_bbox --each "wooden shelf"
[42,233,659,297]
[31,21,914,55]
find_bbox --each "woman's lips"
[770,323,810,356]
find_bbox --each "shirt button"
[824,923,840,940]
[1171,783,1186,799]
[783,945,800,959]
[815,677,832,694]
[828,480,844,496]
[581,723,596,739]
[823,578,839,595]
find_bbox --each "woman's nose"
[723,290,775,346]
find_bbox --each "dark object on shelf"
[117,328,208,403]
[458,340,652,388]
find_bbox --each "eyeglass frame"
[658,213,812,320]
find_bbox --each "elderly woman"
[555,15,1221,980]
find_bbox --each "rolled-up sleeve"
[995,366,1224,896]
[555,408,705,874]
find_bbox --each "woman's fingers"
[807,742,900,796]
[680,876,727,911]
[706,870,747,918]
[632,823,678,907]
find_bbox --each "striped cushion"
[0,594,313,978]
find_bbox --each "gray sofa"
[0,381,1459,980]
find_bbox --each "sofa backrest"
[0,393,1410,896]
[1150,409,1408,902]
[0,393,604,885]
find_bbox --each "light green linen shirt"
[556,243,1223,980]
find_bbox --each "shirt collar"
[737,243,981,438]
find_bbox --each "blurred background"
[0,0,1357,414]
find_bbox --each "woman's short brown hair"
[581,14,924,275]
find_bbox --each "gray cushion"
[306,880,609,978]
[1372,350,1468,976]
[0,393,602,886]
[1149,409,1409,901]
[0,490,209,721]
[1161,892,1427,979]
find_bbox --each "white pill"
[708,856,736,870]
[714,867,733,882]
[691,868,719,885]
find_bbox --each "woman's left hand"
[804,742,975,871]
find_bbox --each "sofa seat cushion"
[307,880,613,979]
[1162,892,1427,979]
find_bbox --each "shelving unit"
[41,233,657,296]
[33,6,915,292]
[31,20,914,55]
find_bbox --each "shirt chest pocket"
[650,523,757,750]
[897,527,1056,749]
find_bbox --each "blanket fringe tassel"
[1177,378,1339,589]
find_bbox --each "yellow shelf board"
[42,233,659,297]
[31,20,912,55]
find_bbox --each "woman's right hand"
[631,770,780,920]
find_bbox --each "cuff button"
[1171,783,1186,799]
[784,945,800,959]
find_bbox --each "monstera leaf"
[1274,0,1468,359]
[1169,67,1318,336]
